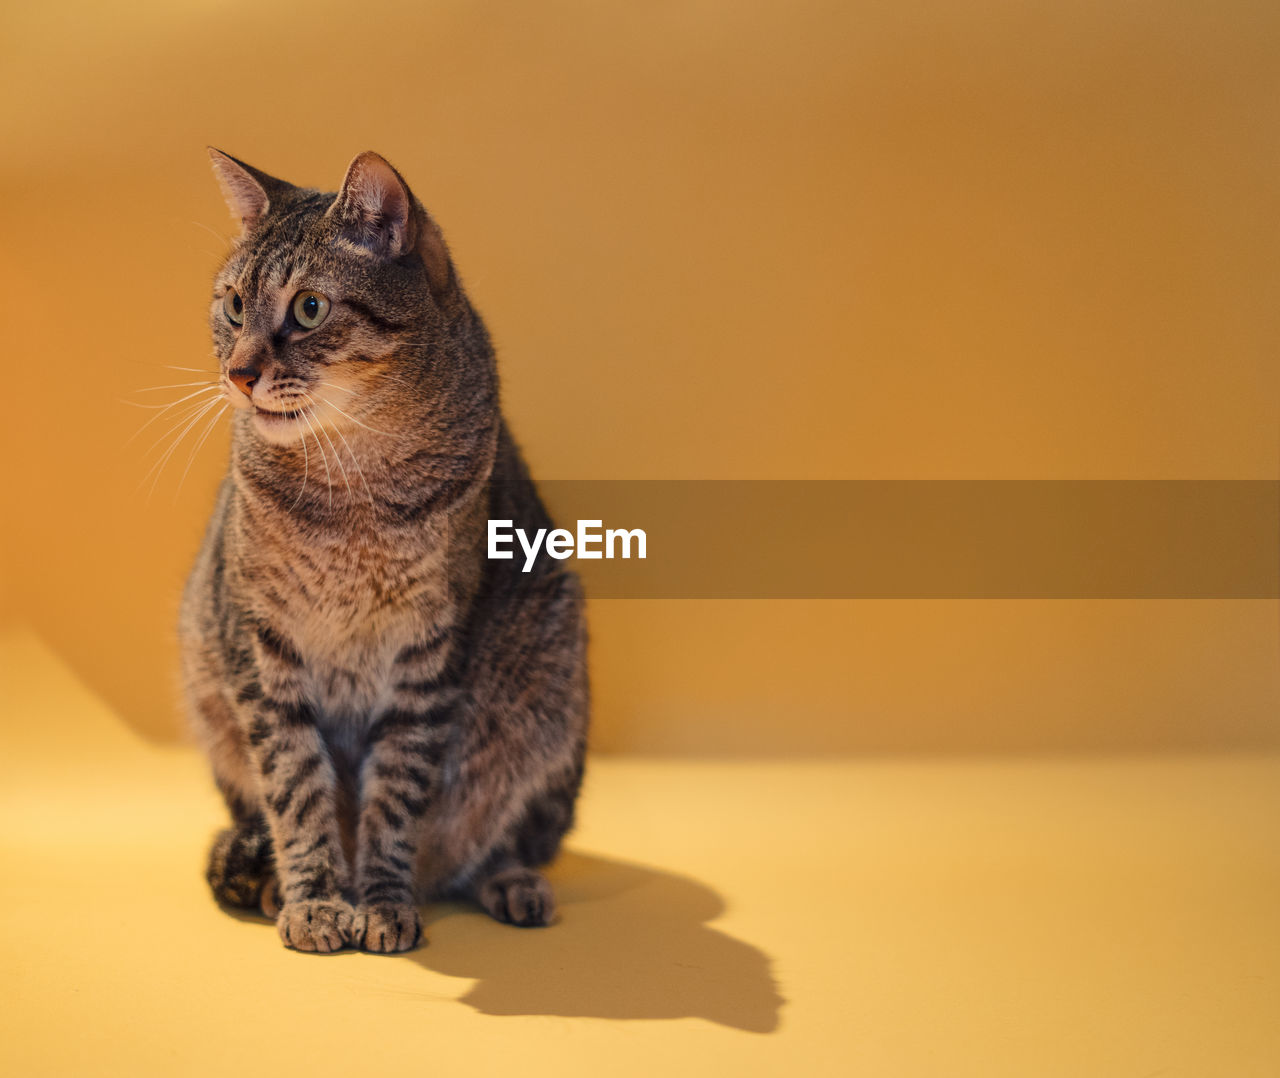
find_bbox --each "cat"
[180,149,588,953]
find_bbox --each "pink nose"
[229,368,258,398]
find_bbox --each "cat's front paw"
[276,900,354,953]
[353,902,423,953]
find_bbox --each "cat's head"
[207,149,464,448]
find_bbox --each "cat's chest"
[252,530,452,719]
[285,536,446,634]
[300,640,397,726]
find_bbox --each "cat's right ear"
[207,148,280,233]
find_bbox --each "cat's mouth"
[253,405,307,424]
[250,403,311,443]
[249,402,314,446]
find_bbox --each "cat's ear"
[330,151,415,258]
[331,152,452,291]
[207,148,283,233]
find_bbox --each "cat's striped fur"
[181,150,588,953]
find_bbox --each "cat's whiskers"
[132,380,222,393]
[321,375,418,406]
[306,392,374,503]
[125,397,215,411]
[176,402,229,495]
[139,394,225,501]
[124,384,221,443]
[330,425,374,503]
[313,389,394,438]
[298,409,334,508]
[291,417,311,511]
[137,392,223,461]
[146,396,223,489]
[309,408,354,502]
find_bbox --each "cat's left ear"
[330,152,454,293]
[330,152,417,259]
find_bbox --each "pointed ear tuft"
[207,148,282,233]
[329,151,417,259]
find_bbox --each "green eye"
[292,291,330,330]
[223,288,244,326]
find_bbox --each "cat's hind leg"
[194,692,283,918]
[430,572,588,927]
[206,821,280,917]
[454,754,585,927]
[474,857,556,927]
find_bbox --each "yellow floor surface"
[2,626,1278,1077]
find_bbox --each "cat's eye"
[222,288,244,326]
[292,291,330,330]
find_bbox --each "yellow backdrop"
[1,0,1276,751]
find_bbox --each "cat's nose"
[228,367,259,398]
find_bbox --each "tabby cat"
[180,149,588,953]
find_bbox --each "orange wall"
[1,0,1277,751]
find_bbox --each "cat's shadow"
[413,850,784,1033]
